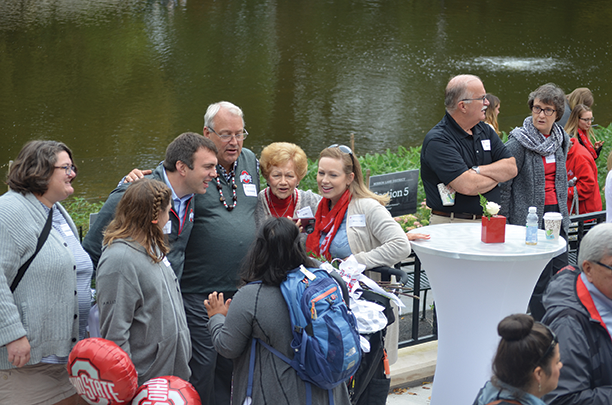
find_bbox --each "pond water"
[1,0,611,200]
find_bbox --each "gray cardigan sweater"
[0,191,79,369]
[500,124,570,234]
[97,239,191,385]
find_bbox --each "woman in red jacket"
[566,137,602,215]
[565,104,603,160]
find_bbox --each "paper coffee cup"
[437,183,455,206]
[543,212,563,240]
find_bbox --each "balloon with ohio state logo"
[67,337,138,405]
[131,376,201,405]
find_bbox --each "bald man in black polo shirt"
[421,74,517,224]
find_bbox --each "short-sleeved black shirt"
[420,112,512,214]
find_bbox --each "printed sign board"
[368,169,418,217]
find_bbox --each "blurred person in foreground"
[473,313,562,405]
[0,140,92,405]
[542,223,612,404]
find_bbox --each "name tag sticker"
[243,183,258,197]
[162,220,172,234]
[296,206,314,218]
[60,223,74,237]
[481,139,491,151]
[348,214,366,228]
[162,256,171,268]
[545,154,556,164]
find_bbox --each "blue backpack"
[246,265,362,404]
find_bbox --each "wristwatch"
[471,166,480,174]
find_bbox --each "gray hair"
[528,83,566,122]
[577,223,612,270]
[445,74,482,113]
[204,101,244,130]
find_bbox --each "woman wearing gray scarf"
[500,83,570,321]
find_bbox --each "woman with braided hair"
[472,314,562,405]
[96,178,191,385]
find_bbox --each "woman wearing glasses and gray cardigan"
[500,83,571,321]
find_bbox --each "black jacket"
[541,267,612,405]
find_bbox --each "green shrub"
[62,197,104,238]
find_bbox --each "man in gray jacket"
[542,223,612,404]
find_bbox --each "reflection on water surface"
[0,0,611,199]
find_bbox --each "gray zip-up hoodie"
[97,239,191,385]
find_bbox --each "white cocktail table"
[409,223,566,405]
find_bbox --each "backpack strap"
[11,207,53,293]
[246,337,334,405]
[329,269,350,310]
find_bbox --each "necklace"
[216,169,238,211]
[266,187,297,218]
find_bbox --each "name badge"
[243,183,258,197]
[481,139,491,151]
[162,220,172,234]
[189,210,194,222]
[348,214,366,228]
[545,154,556,164]
[162,256,171,268]
[60,223,74,238]
[296,206,314,218]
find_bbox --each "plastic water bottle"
[526,206,538,245]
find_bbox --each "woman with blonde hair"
[96,178,191,385]
[484,93,501,136]
[255,142,321,228]
[306,145,413,267]
[305,144,427,404]
[564,104,603,160]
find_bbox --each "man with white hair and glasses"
[183,101,260,405]
[542,223,612,404]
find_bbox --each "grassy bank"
[64,123,612,235]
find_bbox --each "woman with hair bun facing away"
[473,314,562,405]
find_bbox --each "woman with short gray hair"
[500,83,570,321]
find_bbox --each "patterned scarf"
[306,189,352,261]
[510,116,564,157]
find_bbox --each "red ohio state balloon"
[131,376,201,405]
[67,337,138,405]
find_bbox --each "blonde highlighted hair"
[319,147,389,206]
[103,179,171,263]
[565,104,595,144]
